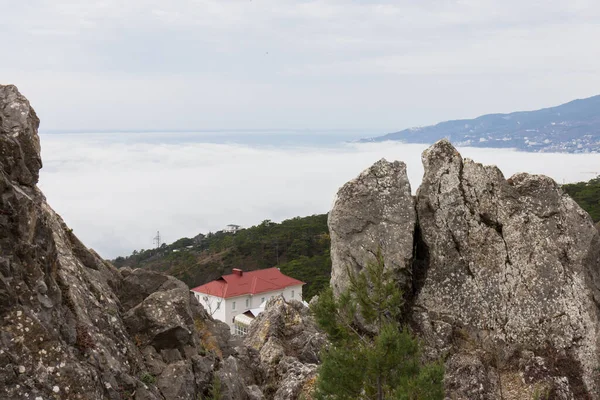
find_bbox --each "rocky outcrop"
[414,140,600,398]
[8,83,600,399]
[329,139,600,399]
[0,84,327,400]
[245,296,326,400]
[329,159,416,298]
[0,84,233,400]
[0,85,41,186]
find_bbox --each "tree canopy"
[311,251,444,400]
[563,176,600,222]
[112,214,331,300]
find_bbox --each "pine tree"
[311,250,444,400]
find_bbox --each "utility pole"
[153,231,161,248]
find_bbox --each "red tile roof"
[190,267,305,299]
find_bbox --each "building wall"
[193,284,304,334]
[193,292,226,322]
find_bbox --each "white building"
[191,268,304,335]
[223,224,242,234]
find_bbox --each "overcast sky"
[2,0,599,132]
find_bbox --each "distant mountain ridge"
[364,94,600,153]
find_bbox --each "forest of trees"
[562,176,600,222]
[111,179,600,303]
[112,214,331,300]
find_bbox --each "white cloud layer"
[38,133,600,258]
[2,1,599,131]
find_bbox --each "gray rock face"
[414,139,600,398]
[328,139,600,399]
[156,360,195,400]
[245,296,326,399]
[0,84,324,400]
[0,85,232,400]
[216,355,259,400]
[329,159,416,297]
[0,85,41,186]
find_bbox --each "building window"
[232,301,236,311]
[291,290,295,298]
[245,298,249,308]
[234,323,248,336]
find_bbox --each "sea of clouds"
[38,132,600,259]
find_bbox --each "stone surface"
[0,85,232,400]
[414,139,600,398]
[0,85,41,186]
[327,138,600,398]
[245,296,325,399]
[0,85,321,400]
[329,158,416,298]
[273,357,317,400]
[156,360,195,400]
[217,356,255,400]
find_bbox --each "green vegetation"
[563,176,600,222]
[140,372,156,385]
[532,383,551,400]
[279,254,331,300]
[112,215,331,300]
[203,374,222,400]
[111,176,600,306]
[310,251,444,400]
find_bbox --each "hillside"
[113,176,600,302]
[363,94,600,153]
[113,215,331,300]
[563,176,600,222]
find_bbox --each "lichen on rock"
[0,84,233,400]
[0,84,328,400]
[329,158,416,300]
[414,139,600,398]
[328,138,600,399]
[244,296,326,400]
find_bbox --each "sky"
[38,133,600,258]
[2,0,600,132]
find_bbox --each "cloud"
[37,133,600,259]
[2,1,600,131]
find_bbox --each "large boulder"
[327,139,600,398]
[245,296,326,399]
[0,84,231,400]
[0,84,325,400]
[0,85,41,186]
[414,139,600,398]
[0,84,149,399]
[328,159,416,298]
